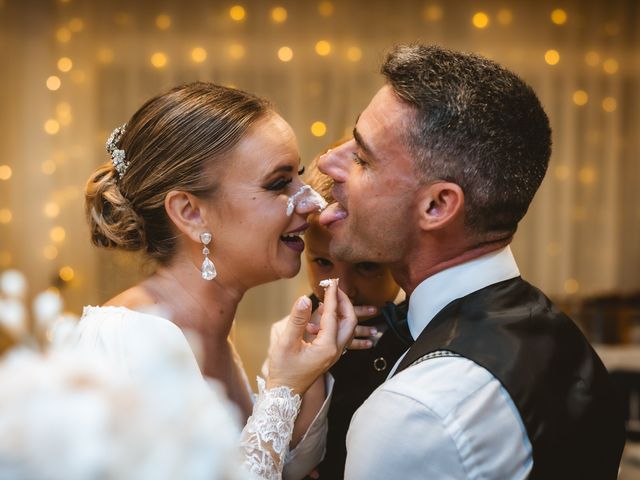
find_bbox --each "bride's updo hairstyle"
[85,82,271,263]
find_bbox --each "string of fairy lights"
[0,1,631,299]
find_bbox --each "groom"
[318,44,625,478]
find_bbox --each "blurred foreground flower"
[0,270,249,479]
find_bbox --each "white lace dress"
[74,306,329,480]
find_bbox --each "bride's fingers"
[315,281,339,346]
[282,296,313,349]
[335,287,358,347]
[306,323,320,335]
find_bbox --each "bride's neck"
[143,257,246,340]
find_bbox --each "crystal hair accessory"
[106,124,129,179]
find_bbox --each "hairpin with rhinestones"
[106,124,129,179]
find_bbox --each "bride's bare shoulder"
[103,284,157,310]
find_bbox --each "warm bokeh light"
[43,245,58,260]
[50,226,66,243]
[603,58,619,75]
[423,4,443,22]
[155,14,171,30]
[228,44,246,59]
[68,17,84,32]
[472,12,489,29]
[0,165,11,181]
[564,278,579,294]
[150,52,168,68]
[554,164,570,181]
[497,9,512,25]
[315,40,331,56]
[59,266,75,282]
[46,75,62,91]
[229,5,246,21]
[318,1,334,17]
[44,119,60,135]
[544,49,560,65]
[346,46,362,62]
[585,51,600,67]
[311,121,327,137]
[41,159,57,175]
[56,102,72,125]
[602,97,617,113]
[97,47,114,64]
[572,90,588,106]
[0,209,12,224]
[56,27,71,43]
[57,57,73,72]
[579,167,597,185]
[550,8,567,25]
[44,202,60,218]
[191,47,207,63]
[271,6,287,23]
[278,46,293,62]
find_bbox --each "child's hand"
[306,304,378,350]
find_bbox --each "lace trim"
[240,377,302,480]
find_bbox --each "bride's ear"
[164,191,208,243]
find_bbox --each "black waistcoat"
[394,277,625,480]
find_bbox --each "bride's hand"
[266,280,357,395]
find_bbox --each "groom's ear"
[164,190,208,243]
[416,182,464,231]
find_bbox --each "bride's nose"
[293,188,322,215]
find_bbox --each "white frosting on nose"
[286,185,328,216]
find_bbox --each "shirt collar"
[407,246,520,340]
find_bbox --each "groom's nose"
[317,143,349,183]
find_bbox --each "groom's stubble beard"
[329,197,413,266]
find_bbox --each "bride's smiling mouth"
[280,223,309,253]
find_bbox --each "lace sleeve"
[240,377,302,480]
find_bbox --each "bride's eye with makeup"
[265,177,293,191]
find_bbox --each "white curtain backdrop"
[1,0,638,378]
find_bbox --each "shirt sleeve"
[344,387,469,479]
[344,357,532,480]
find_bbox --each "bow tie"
[381,301,414,347]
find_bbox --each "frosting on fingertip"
[319,278,338,288]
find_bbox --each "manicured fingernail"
[365,340,373,348]
[368,306,377,313]
[297,296,311,309]
[370,328,378,336]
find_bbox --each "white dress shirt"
[345,247,533,479]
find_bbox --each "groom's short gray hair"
[382,44,551,236]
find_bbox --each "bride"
[80,82,357,479]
